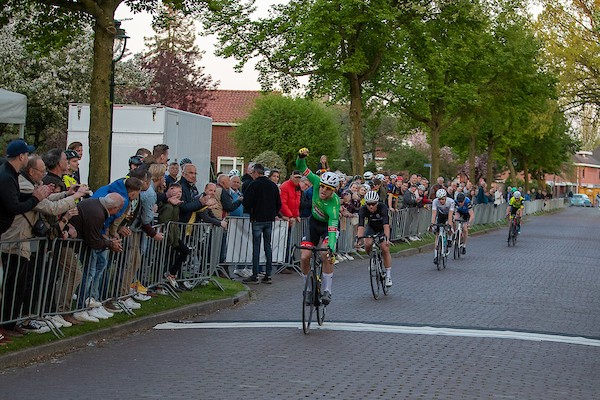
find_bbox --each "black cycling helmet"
[129,155,144,166]
[456,192,466,203]
[180,157,192,167]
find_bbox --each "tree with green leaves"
[203,0,420,175]
[233,94,341,173]
[1,0,216,189]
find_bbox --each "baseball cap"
[6,139,35,158]
[64,149,80,159]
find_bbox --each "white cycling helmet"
[364,191,380,203]
[320,171,340,189]
[228,169,241,177]
[376,173,385,181]
[363,171,374,180]
[513,190,522,199]
[436,188,448,199]
[390,174,398,180]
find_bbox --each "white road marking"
[154,321,600,347]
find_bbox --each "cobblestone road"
[1,207,599,399]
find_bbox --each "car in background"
[570,193,592,207]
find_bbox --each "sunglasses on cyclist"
[366,202,378,206]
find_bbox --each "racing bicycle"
[357,234,389,300]
[431,223,451,271]
[507,214,520,247]
[297,244,331,334]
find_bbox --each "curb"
[0,289,251,370]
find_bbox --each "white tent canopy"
[0,88,27,137]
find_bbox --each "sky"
[114,1,285,91]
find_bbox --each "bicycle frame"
[432,223,450,270]
[357,234,388,299]
[298,245,331,334]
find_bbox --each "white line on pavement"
[154,321,600,347]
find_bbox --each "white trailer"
[67,103,212,186]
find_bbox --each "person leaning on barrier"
[1,155,90,331]
[69,193,125,323]
[228,174,244,217]
[178,163,218,225]
[165,161,179,188]
[42,148,68,193]
[158,183,190,290]
[0,140,53,237]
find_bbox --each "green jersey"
[296,157,340,251]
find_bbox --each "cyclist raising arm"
[506,190,524,233]
[430,189,455,264]
[454,192,474,254]
[357,191,393,287]
[297,147,341,305]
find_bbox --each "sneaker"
[88,307,110,320]
[385,276,393,287]
[97,307,114,318]
[156,288,169,295]
[85,297,102,308]
[133,293,151,302]
[242,268,253,278]
[182,281,194,290]
[320,290,332,306]
[233,269,245,278]
[336,253,347,261]
[52,315,73,328]
[62,314,84,325]
[462,247,466,255]
[104,301,123,313]
[243,276,260,284]
[20,320,51,334]
[257,271,266,278]
[73,310,99,323]
[135,281,148,295]
[48,315,65,328]
[165,273,179,288]
[344,253,354,261]
[123,298,142,310]
[261,276,272,284]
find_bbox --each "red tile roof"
[203,90,264,123]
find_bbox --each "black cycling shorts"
[435,213,449,224]
[509,206,521,215]
[301,216,329,247]
[455,212,470,222]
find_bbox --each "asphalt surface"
[0,207,599,399]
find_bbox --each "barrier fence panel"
[138,224,168,291]
[166,222,217,287]
[337,215,360,256]
[223,218,288,267]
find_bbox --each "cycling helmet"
[228,169,241,177]
[64,149,80,160]
[129,155,143,166]
[513,191,522,199]
[456,192,466,203]
[363,171,374,180]
[436,188,447,199]
[376,173,385,181]
[364,191,379,203]
[418,185,426,191]
[511,187,517,193]
[390,174,397,180]
[179,157,192,167]
[320,171,340,189]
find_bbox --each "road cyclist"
[453,192,474,256]
[356,191,393,289]
[506,190,524,235]
[296,147,341,307]
[429,189,456,265]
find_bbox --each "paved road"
[1,207,599,399]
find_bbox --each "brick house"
[203,90,263,175]
[545,149,600,201]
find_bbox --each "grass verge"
[0,278,245,354]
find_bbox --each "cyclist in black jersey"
[356,191,393,287]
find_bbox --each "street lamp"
[108,20,129,169]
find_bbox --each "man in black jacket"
[242,163,281,284]
[0,139,52,237]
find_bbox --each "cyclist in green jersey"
[297,147,340,305]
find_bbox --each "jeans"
[251,221,273,277]
[78,248,108,308]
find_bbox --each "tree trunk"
[523,159,529,190]
[348,75,364,175]
[506,150,516,183]
[469,133,476,184]
[486,139,494,190]
[429,124,441,179]
[88,4,119,190]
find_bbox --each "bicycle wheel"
[457,228,462,259]
[436,234,443,271]
[441,234,447,269]
[453,231,460,260]
[369,251,381,299]
[379,252,389,296]
[507,221,512,247]
[511,223,517,246]
[315,259,326,325]
[302,265,316,334]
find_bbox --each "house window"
[217,156,244,175]
[582,168,585,178]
